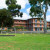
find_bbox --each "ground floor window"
[35,28,42,31]
[40,28,42,31]
[37,28,39,31]
[35,28,37,31]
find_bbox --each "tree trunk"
[44,13,47,33]
[1,22,3,30]
[1,22,3,34]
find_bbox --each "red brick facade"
[27,18,44,31]
[13,18,50,31]
[47,22,50,28]
[13,19,27,28]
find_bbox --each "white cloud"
[48,6,50,12]
[0,0,29,9]
[0,0,7,9]
[27,7,30,13]
[17,0,29,9]
[0,0,50,21]
[14,13,31,20]
[46,15,50,21]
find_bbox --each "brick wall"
[13,18,50,31]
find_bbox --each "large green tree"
[6,0,23,17]
[29,0,50,33]
[0,8,13,27]
[0,0,23,27]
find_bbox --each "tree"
[0,8,7,27]
[29,0,50,33]
[0,0,23,27]
[6,0,23,17]
[0,8,13,27]
[4,17,14,27]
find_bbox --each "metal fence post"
[23,27,24,31]
[14,27,16,34]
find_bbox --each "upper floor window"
[29,20,32,23]
[35,19,37,23]
[29,24,31,27]
[22,21,23,22]
[19,21,20,22]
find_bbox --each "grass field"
[0,34,50,50]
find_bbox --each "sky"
[0,0,50,21]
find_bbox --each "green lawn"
[0,34,50,50]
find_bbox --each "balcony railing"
[14,22,27,24]
[33,26,44,28]
[47,24,50,26]
[33,22,44,24]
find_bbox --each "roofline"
[28,18,43,20]
[13,18,50,22]
[47,21,50,22]
[14,17,44,20]
[14,19,27,21]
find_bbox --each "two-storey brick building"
[47,21,50,29]
[26,18,44,31]
[13,18,50,31]
[13,19,27,27]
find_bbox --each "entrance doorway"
[35,28,37,31]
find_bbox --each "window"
[29,24,31,27]
[26,24,27,26]
[40,24,42,26]
[35,24,37,26]
[16,21,17,22]
[37,28,39,31]
[29,20,32,23]
[35,19,37,23]
[40,28,42,31]
[22,21,23,22]
[35,28,37,31]
[40,19,42,23]
[19,21,20,22]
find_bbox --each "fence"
[0,27,50,34]
[0,27,29,34]
[0,27,14,34]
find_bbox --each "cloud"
[14,13,31,20]
[48,6,50,12]
[0,0,50,21]
[17,0,29,9]
[0,0,7,9]
[0,0,29,9]
[27,7,30,13]
[46,15,50,21]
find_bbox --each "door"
[35,28,37,31]
[37,28,39,31]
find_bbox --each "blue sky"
[0,0,50,21]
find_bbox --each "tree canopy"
[0,8,13,27]
[6,0,23,17]
[29,0,50,33]
[0,0,23,27]
[29,0,50,17]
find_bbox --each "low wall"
[0,30,50,34]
